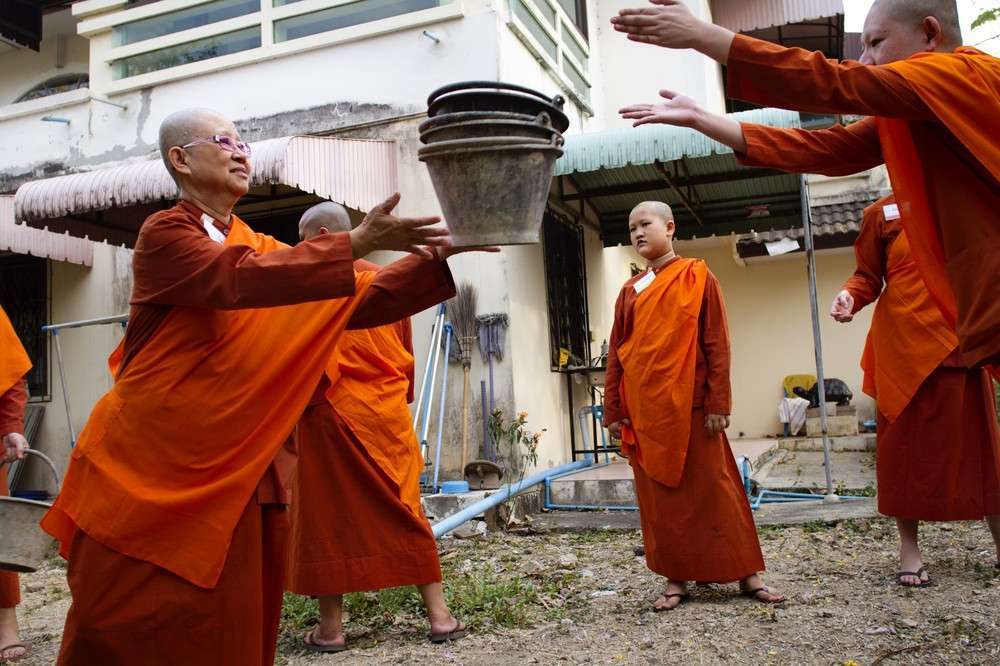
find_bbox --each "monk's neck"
[648,250,677,271]
[178,190,235,225]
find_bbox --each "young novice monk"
[603,201,783,611]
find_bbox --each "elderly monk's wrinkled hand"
[350,192,450,259]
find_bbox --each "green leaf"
[972,7,1000,29]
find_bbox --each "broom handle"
[461,366,470,471]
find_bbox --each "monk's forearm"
[692,23,736,66]
[737,122,883,177]
[691,109,746,153]
[726,35,931,120]
[347,255,456,329]
[0,378,27,435]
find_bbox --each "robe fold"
[843,199,1000,520]
[727,34,1000,367]
[287,258,451,596]
[0,305,31,608]
[604,258,764,582]
[42,201,455,666]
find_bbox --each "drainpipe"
[432,459,591,538]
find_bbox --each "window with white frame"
[79,0,459,87]
[506,0,591,107]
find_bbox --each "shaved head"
[631,201,674,221]
[159,108,233,183]
[864,0,962,63]
[299,201,352,241]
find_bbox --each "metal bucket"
[0,449,60,573]
[420,81,567,247]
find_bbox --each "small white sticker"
[883,204,901,221]
[633,270,655,294]
[202,214,226,244]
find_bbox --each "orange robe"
[843,199,1000,520]
[727,35,1000,367]
[42,202,454,665]
[286,260,447,596]
[0,305,31,609]
[604,258,764,582]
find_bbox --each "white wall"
[0,9,89,106]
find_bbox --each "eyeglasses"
[180,135,252,156]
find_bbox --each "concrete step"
[752,449,876,492]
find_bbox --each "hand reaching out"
[620,89,702,128]
[350,193,451,259]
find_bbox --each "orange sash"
[618,258,708,488]
[0,306,32,396]
[859,207,957,423]
[878,47,1000,325]
[325,320,423,516]
[42,217,375,588]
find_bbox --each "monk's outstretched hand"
[610,1,734,63]
[620,89,701,128]
[2,432,29,462]
[830,290,855,323]
[351,193,451,259]
[704,414,729,434]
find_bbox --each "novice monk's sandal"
[653,593,688,612]
[302,628,348,654]
[896,567,933,588]
[0,642,31,663]
[741,586,786,604]
[429,619,468,644]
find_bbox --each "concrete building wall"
[0,9,90,106]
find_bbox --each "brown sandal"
[653,592,688,612]
[741,586,786,604]
[429,618,468,644]
[302,627,348,654]
[896,567,932,588]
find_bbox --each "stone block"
[806,414,858,437]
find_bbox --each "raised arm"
[738,118,884,177]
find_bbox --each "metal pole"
[480,380,490,461]
[413,305,444,429]
[800,176,838,501]
[51,331,77,448]
[419,315,446,449]
[432,324,453,491]
[41,313,128,331]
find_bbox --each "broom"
[449,283,478,472]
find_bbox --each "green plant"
[972,7,1000,29]
[488,408,543,527]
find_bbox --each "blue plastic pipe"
[432,459,591,538]
[432,324,454,492]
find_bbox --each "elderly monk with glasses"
[41,108,495,666]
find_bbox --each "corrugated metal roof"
[742,196,878,243]
[711,0,844,33]
[0,195,94,266]
[14,135,398,225]
[555,108,802,176]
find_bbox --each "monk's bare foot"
[0,608,28,662]
[653,580,688,611]
[303,626,346,651]
[739,574,785,604]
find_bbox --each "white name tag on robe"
[633,270,656,295]
[882,204,901,221]
[202,214,227,244]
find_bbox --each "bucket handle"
[1,449,61,493]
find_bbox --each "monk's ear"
[168,146,192,177]
[922,16,945,51]
[666,219,676,238]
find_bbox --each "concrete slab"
[752,449,876,491]
[780,435,876,452]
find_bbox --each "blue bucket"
[440,480,470,494]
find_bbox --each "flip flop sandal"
[653,592,688,612]
[741,586,786,604]
[0,642,31,663]
[302,628,348,654]
[633,545,645,556]
[429,619,468,644]
[896,567,933,588]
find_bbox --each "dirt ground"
[12,518,1000,665]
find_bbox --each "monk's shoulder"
[134,204,201,253]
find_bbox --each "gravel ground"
[11,518,1000,665]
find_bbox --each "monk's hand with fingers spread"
[607,419,631,439]
[2,432,29,463]
[350,193,451,259]
[610,1,735,63]
[621,89,702,128]
[704,414,729,434]
[831,290,855,323]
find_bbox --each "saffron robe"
[43,202,454,666]
[0,305,31,608]
[604,258,764,582]
[843,199,1000,520]
[287,261,447,596]
[727,35,1000,367]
